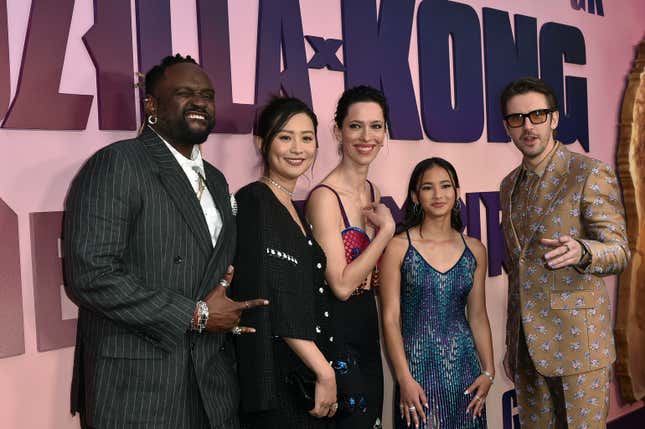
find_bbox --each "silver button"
[308,240,313,246]
[324,311,329,317]
[329,336,334,342]
[315,325,321,333]
[318,287,324,294]
[316,262,322,269]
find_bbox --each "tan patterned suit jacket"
[501,143,630,377]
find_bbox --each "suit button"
[174,256,183,264]
[316,262,322,269]
[219,345,226,352]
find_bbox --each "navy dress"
[395,231,486,429]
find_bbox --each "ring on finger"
[231,326,242,335]
[331,403,338,411]
[219,279,230,288]
[408,405,416,412]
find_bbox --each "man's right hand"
[203,266,269,333]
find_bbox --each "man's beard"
[172,115,215,145]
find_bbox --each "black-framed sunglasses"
[504,108,557,128]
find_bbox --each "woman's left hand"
[464,374,492,419]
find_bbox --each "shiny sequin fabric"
[396,231,486,429]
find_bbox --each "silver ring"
[408,405,416,412]
[331,403,339,411]
[231,326,242,335]
[219,279,230,288]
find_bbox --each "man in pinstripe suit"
[64,55,267,429]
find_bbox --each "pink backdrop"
[0,1,644,427]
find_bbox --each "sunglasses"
[504,108,557,128]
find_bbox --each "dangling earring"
[147,115,158,125]
[453,199,461,211]
[413,203,421,216]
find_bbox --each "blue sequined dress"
[395,231,486,429]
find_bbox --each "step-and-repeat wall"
[1,0,643,427]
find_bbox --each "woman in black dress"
[306,86,395,429]
[232,96,337,428]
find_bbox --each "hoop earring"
[147,115,158,125]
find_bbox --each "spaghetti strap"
[405,229,412,245]
[309,184,351,228]
[366,180,376,202]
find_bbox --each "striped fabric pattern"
[64,126,238,428]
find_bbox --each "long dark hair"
[398,157,463,233]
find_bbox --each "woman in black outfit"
[232,96,337,428]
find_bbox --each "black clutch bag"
[284,370,316,411]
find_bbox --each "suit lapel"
[524,143,571,247]
[139,127,213,256]
[196,166,233,296]
[503,167,523,255]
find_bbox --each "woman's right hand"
[363,202,395,234]
[309,367,337,418]
[398,374,428,428]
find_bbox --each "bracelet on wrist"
[482,370,494,383]
[191,300,209,333]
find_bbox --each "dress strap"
[367,180,376,202]
[309,184,351,228]
[405,229,412,245]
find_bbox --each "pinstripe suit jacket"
[63,126,238,428]
[501,143,630,378]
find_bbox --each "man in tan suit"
[499,77,630,428]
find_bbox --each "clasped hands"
[203,266,269,334]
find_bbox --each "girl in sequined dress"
[381,158,495,429]
[306,86,395,429]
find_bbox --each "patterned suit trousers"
[514,328,610,429]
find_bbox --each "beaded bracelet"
[482,370,494,383]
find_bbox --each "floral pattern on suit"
[501,143,630,379]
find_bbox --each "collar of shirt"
[147,126,222,247]
[148,126,205,176]
[521,140,560,179]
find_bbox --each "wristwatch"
[577,241,591,267]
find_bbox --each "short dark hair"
[399,157,463,233]
[144,54,198,97]
[500,77,558,116]
[334,85,390,129]
[255,96,318,173]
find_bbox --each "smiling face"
[413,165,459,220]
[146,62,216,149]
[504,91,559,165]
[335,101,385,165]
[262,112,317,185]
